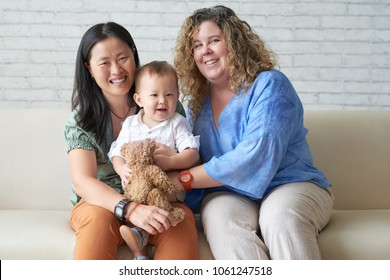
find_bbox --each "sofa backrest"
[304,110,390,210]
[1,109,389,212]
[0,108,72,211]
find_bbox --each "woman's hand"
[127,203,178,235]
[118,163,132,187]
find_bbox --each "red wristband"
[178,170,193,191]
[125,202,140,222]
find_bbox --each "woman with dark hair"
[169,6,334,259]
[64,22,198,260]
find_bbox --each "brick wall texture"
[1,0,389,109]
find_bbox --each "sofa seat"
[0,210,75,259]
[319,209,390,260]
[0,209,213,260]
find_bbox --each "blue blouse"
[185,70,331,212]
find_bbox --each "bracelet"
[125,202,140,222]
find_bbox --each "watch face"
[181,174,191,182]
[115,199,128,220]
[115,207,123,216]
[179,170,192,191]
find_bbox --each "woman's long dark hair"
[71,22,140,145]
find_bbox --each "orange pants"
[70,201,198,260]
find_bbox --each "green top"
[64,103,186,205]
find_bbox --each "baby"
[108,60,199,259]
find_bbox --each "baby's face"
[134,73,179,128]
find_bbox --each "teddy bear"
[120,138,185,223]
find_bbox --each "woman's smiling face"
[86,36,136,99]
[192,21,230,84]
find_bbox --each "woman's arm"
[167,164,223,191]
[68,148,125,211]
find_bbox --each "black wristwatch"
[114,199,129,221]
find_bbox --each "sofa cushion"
[305,110,390,210]
[0,209,136,260]
[0,210,75,259]
[0,109,72,212]
[318,209,390,259]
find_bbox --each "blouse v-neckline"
[209,83,235,131]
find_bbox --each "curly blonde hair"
[174,5,278,121]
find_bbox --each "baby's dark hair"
[135,60,178,90]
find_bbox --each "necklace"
[109,105,131,125]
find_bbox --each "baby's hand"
[154,143,176,171]
[153,154,173,171]
[155,143,176,157]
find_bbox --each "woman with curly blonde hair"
[174,5,277,121]
[169,5,334,260]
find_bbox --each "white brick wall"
[1,0,389,109]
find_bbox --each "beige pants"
[201,182,334,260]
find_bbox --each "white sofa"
[0,108,389,260]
